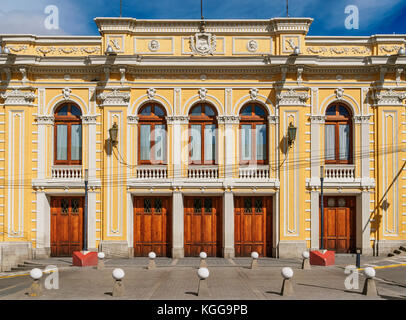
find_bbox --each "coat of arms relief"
[189,32,217,56]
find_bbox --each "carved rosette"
[97,89,130,106]
[373,89,406,106]
[277,89,309,106]
[0,89,36,105]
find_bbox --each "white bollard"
[362,267,378,297]
[197,267,210,298]
[251,252,259,269]
[97,252,105,270]
[148,252,157,270]
[199,252,208,268]
[280,267,294,296]
[301,251,311,270]
[28,268,43,297]
[112,268,125,297]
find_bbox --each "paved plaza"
[0,255,405,300]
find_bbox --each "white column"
[87,190,97,250]
[310,190,319,250]
[35,190,49,258]
[168,116,188,180]
[223,190,234,258]
[172,190,184,258]
[221,116,239,180]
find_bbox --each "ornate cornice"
[0,89,36,105]
[97,89,130,106]
[309,115,326,124]
[217,115,240,124]
[81,115,98,124]
[277,89,309,106]
[354,115,372,124]
[166,115,189,124]
[35,115,54,125]
[373,88,406,106]
[127,115,139,124]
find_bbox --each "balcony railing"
[136,166,168,179]
[51,166,82,180]
[239,165,270,180]
[188,165,219,179]
[324,165,355,181]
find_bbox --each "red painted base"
[309,250,335,266]
[72,251,98,267]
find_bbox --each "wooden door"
[184,197,222,257]
[51,197,84,257]
[235,196,272,257]
[320,196,356,253]
[134,197,171,257]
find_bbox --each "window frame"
[188,104,218,165]
[324,104,353,165]
[137,104,167,165]
[239,104,268,165]
[54,104,82,165]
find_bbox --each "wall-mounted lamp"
[398,47,406,56]
[109,123,119,147]
[287,122,297,147]
[105,45,117,56]
[292,46,300,56]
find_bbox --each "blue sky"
[0,0,405,36]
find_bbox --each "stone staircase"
[10,260,46,272]
[388,245,406,257]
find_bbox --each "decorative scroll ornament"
[198,88,208,100]
[277,89,309,106]
[190,32,216,56]
[0,89,35,105]
[249,88,259,100]
[335,88,344,100]
[373,88,406,106]
[62,88,72,100]
[147,88,156,100]
[97,89,130,106]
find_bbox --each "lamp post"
[320,165,324,250]
[83,169,88,251]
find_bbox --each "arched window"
[189,104,217,164]
[239,104,268,164]
[325,103,352,164]
[54,104,82,165]
[138,104,167,164]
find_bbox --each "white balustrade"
[136,166,168,179]
[239,166,270,180]
[51,166,82,180]
[324,165,355,181]
[188,166,219,179]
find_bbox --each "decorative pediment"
[97,89,130,106]
[0,89,36,105]
[277,89,309,106]
[373,88,406,106]
[190,32,216,56]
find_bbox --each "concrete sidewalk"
[2,261,405,300]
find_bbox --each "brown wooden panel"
[184,197,222,257]
[51,197,84,257]
[320,196,356,253]
[234,196,272,257]
[133,197,171,257]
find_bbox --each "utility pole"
[320,166,324,250]
[120,0,122,17]
[286,0,289,17]
[83,169,88,251]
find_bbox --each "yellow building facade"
[0,17,405,269]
